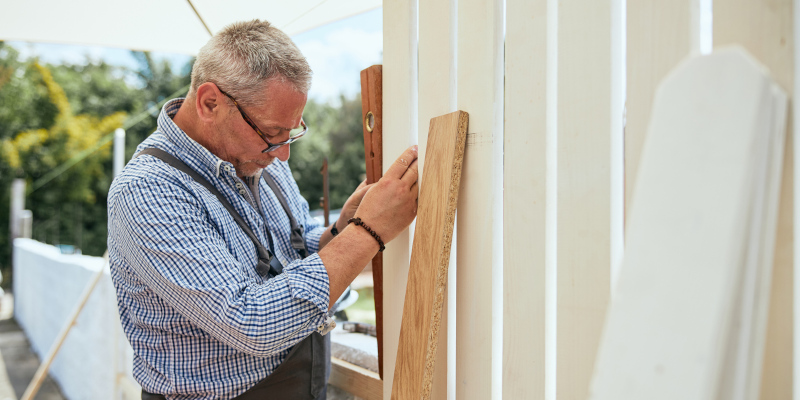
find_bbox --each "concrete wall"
[13,238,136,400]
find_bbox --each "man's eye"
[265,129,282,138]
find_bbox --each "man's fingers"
[356,183,374,196]
[384,146,419,180]
[401,158,419,186]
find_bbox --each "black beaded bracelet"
[348,217,385,252]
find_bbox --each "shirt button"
[235,183,243,188]
[224,165,232,172]
[239,190,246,195]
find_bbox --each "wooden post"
[383,0,418,397]
[504,0,548,399]
[113,128,125,177]
[714,1,795,398]
[321,158,330,227]
[361,64,385,379]
[10,179,25,241]
[556,0,620,398]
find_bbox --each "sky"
[7,8,383,104]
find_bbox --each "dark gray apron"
[136,148,330,400]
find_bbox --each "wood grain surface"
[330,357,383,400]
[361,64,385,380]
[391,111,468,400]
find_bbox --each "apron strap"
[136,148,283,278]
[262,173,311,259]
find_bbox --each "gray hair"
[189,19,312,106]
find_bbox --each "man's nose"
[268,144,291,162]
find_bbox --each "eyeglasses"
[218,88,308,153]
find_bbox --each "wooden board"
[391,111,468,400]
[330,357,383,400]
[588,48,787,400]
[713,2,794,398]
[361,64,385,380]
[503,0,547,399]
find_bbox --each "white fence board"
[556,1,616,398]
[455,0,504,398]
[626,0,696,219]
[419,0,457,397]
[503,0,547,399]
[714,1,794,398]
[382,0,418,397]
[589,48,787,400]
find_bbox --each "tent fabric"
[0,0,381,55]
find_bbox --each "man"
[108,20,418,399]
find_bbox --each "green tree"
[289,94,366,212]
[0,45,193,287]
[1,62,126,256]
[124,51,193,160]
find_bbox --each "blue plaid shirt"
[108,98,332,399]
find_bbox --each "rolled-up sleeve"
[110,176,329,357]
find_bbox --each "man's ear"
[195,82,222,124]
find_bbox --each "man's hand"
[352,145,419,243]
[337,180,372,231]
[318,145,420,307]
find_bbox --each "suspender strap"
[136,148,283,278]
[262,173,311,259]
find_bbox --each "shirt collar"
[157,98,236,178]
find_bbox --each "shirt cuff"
[305,225,326,254]
[283,253,330,315]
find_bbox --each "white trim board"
[588,47,788,400]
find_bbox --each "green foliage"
[0,43,193,287]
[289,95,366,210]
[0,45,59,138]
[0,41,366,289]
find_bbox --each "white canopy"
[0,0,381,54]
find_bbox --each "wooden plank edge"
[330,357,383,400]
[420,111,469,399]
